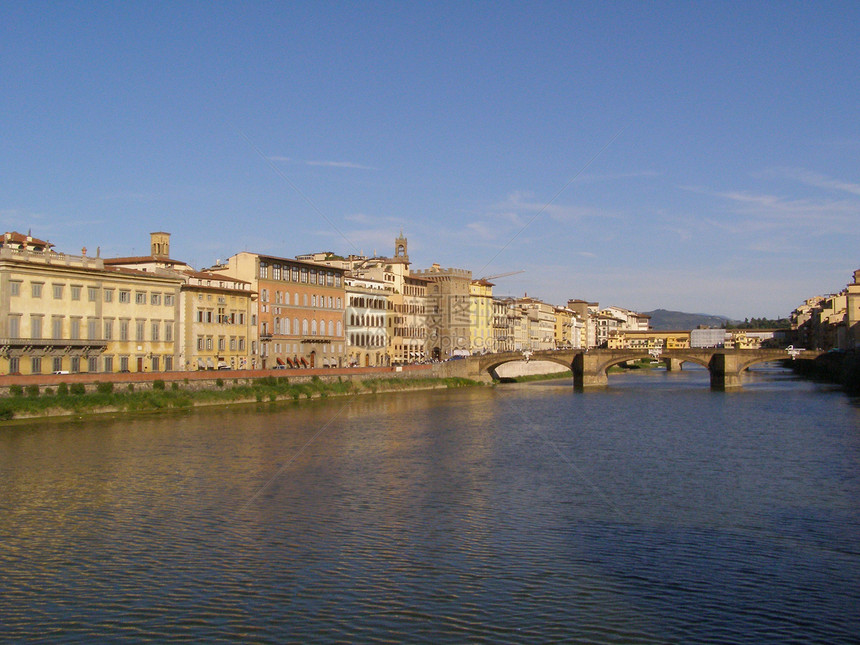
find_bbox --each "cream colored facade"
[179,270,257,371]
[339,237,430,364]
[345,276,391,367]
[1,235,181,375]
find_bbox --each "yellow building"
[105,232,258,371]
[1,232,182,375]
[469,279,494,354]
[606,330,691,350]
[553,306,574,349]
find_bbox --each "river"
[1,365,858,643]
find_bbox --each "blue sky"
[2,1,858,319]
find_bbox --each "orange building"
[214,252,347,369]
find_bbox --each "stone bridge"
[447,348,824,390]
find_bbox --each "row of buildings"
[9,229,838,377]
[790,270,860,351]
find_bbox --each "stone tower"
[394,231,408,263]
[150,232,171,259]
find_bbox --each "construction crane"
[477,270,525,282]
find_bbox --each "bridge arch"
[474,351,578,380]
[587,350,712,376]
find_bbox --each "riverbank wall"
[791,350,860,394]
[0,364,443,397]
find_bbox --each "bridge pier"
[572,352,607,389]
[664,358,681,371]
[708,353,743,390]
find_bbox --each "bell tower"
[150,231,171,259]
[394,231,408,262]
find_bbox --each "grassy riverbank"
[0,376,482,421]
[495,371,573,383]
[607,359,663,373]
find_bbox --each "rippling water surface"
[2,367,859,643]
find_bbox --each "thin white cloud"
[777,168,860,196]
[269,156,376,171]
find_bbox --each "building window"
[206,337,213,350]
[301,268,308,283]
[104,356,113,372]
[302,319,309,335]
[71,357,80,373]
[30,316,42,339]
[164,294,174,306]
[165,323,173,342]
[104,320,113,340]
[135,292,146,304]
[218,337,225,351]
[53,284,64,299]
[52,317,63,339]
[8,316,20,338]
[119,290,130,303]
[311,320,317,336]
[136,321,145,341]
[104,289,114,302]
[31,357,42,374]
[88,319,98,339]
[273,265,281,280]
[230,337,236,351]
[88,357,98,372]
[310,270,317,285]
[53,357,63,373]
[151,293,161,305]
[10,281,20,296]
[120,320,129,341]
[151,356,159,371]
[164,356,173,371]
[239,337,245,351]
[31,283,43,298]
[259,262,268,279]
[151,322,160,341]
[119,356,129,372]
[71,286,81,301]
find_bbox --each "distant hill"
[643,309,733,330]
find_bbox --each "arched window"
[302,319,309,335]
[328,320,334,336]
[294,318,299,335]
[336,321,342,336]
[311,320,317,335]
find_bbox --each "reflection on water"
[1,368,859,643]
